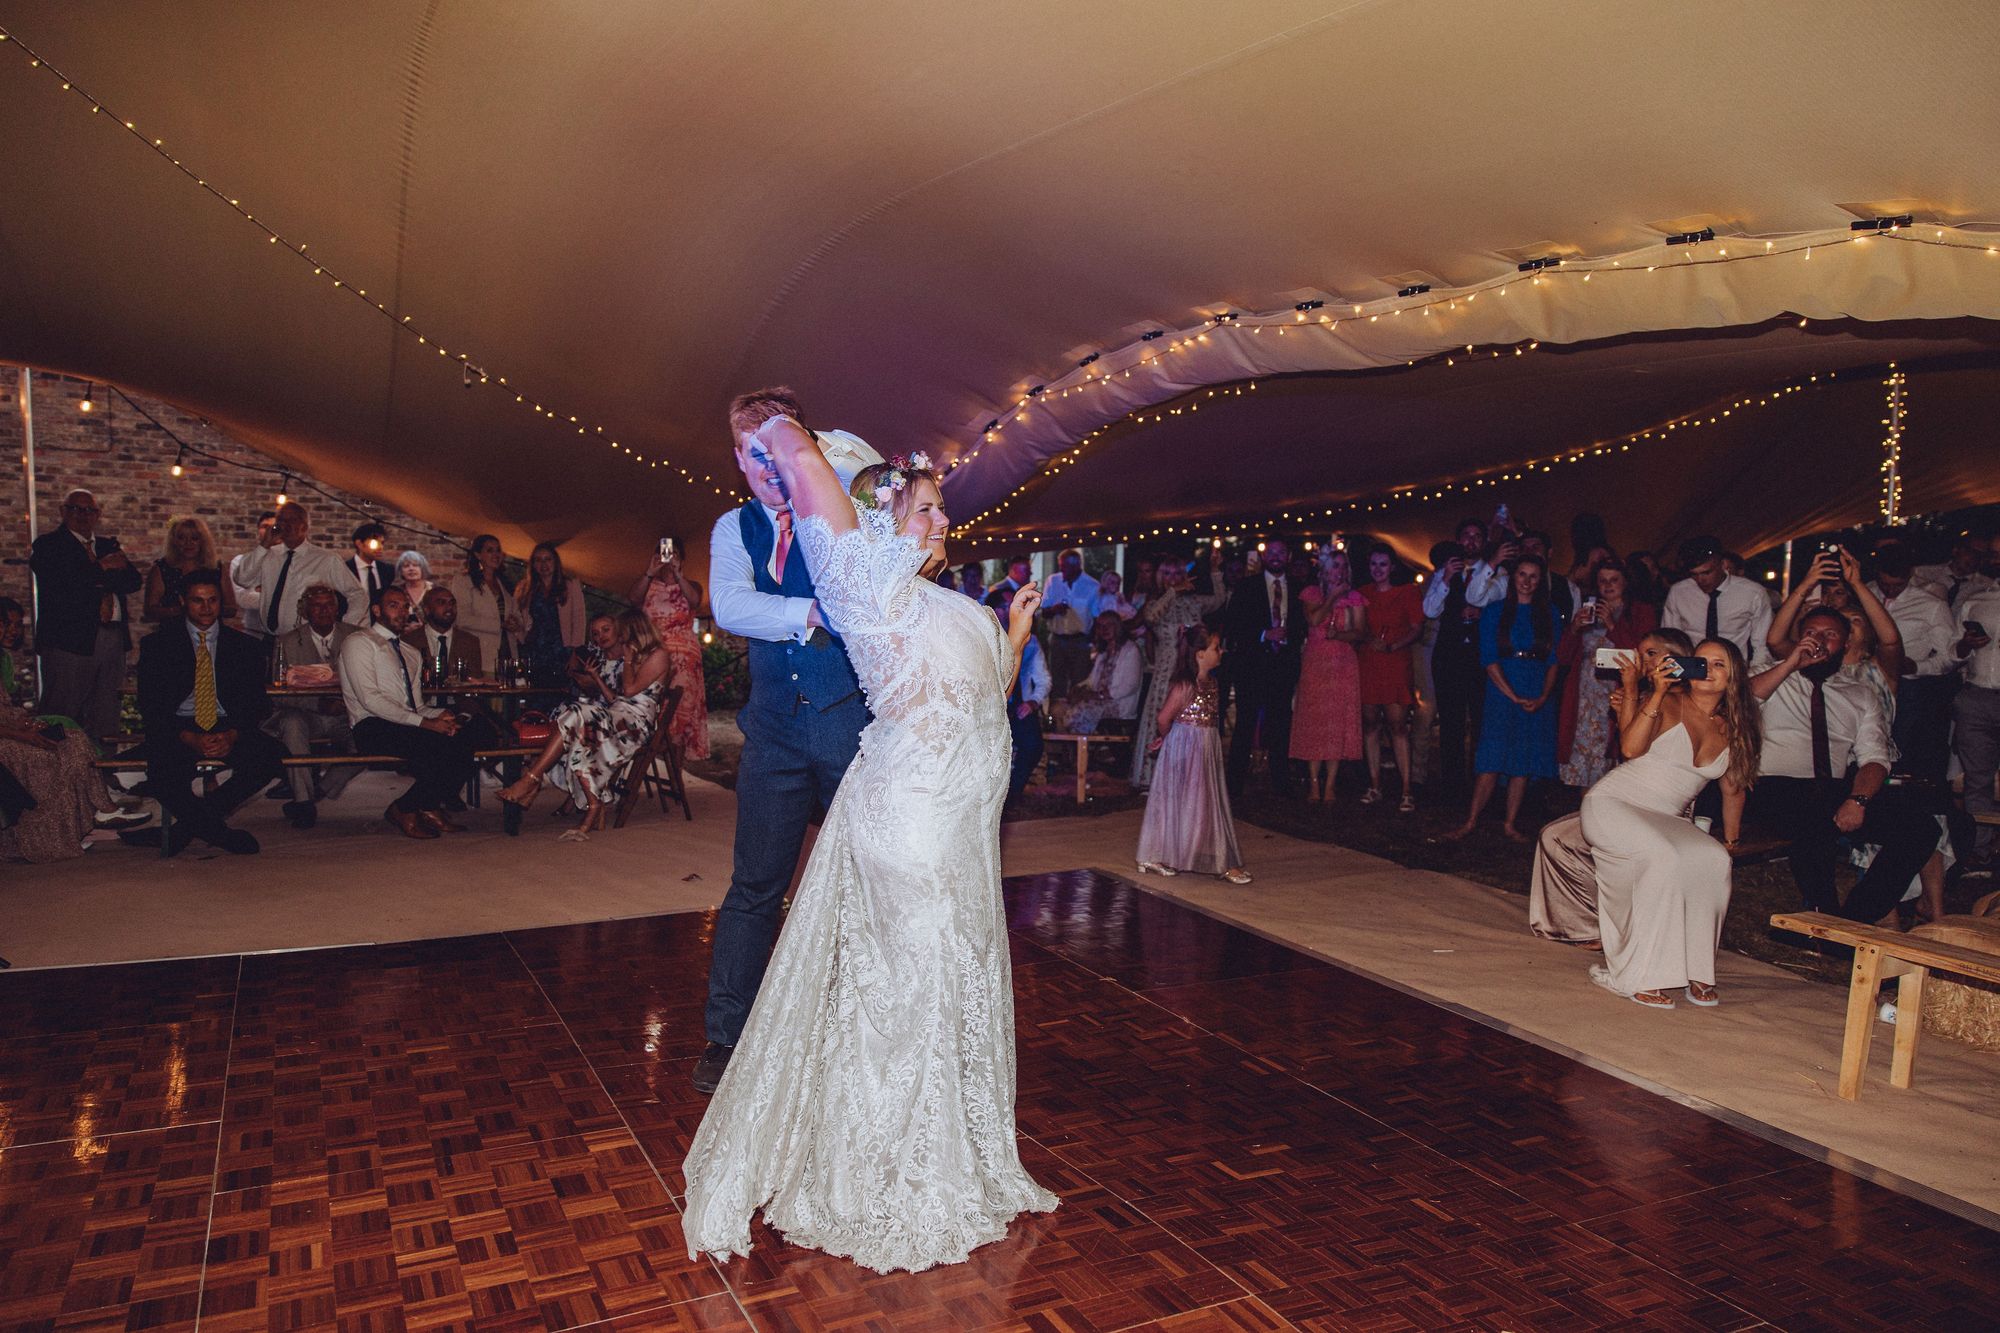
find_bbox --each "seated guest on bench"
[404,585,484,680]
[268,583,361,829]
[1746,608,1937,923]
[133,569,283,855]
[339,586,475,840]
[495,609,671,840]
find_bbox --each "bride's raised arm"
[753,416,857,537]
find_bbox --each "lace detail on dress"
[681,497,1057,1274]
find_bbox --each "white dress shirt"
[1094,641,1145,720]
[229,551,265,636]
[74,528,124,623]
[1757,669,1895,780]
[339,622,442,728]
[1912,561,1994,611]
[1042,571,1102,636]
[1955,587,2000,691]
[1869,581,1961,678]
[1016,634,1051,706]
[1421,559,1509,618]
[709,506,815,644]
[240,541,367,635]
[1662,573,1772,665]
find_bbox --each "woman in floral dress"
[496,610,672,839]
[631,537,710,760]
[1290,547,1368,802]
[0,700,112,862]
[1131,555,1228,787]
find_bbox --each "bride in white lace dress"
[681,411,1058,1273]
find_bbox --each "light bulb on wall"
[79,384,95,413]
[275,475,291,507]
[169,447,185,478]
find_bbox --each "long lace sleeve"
[794,500,924,638]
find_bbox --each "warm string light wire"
[0,26,741,503]
[1880,363,1908,525]
[953,366,1850,551]
[946,222,2000,532]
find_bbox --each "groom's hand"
[806,602,825,631]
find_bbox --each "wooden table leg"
[1075,739,1088,806]
[1838,944,1885,1100]
[1890,966,1927,1090]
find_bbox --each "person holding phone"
[1951,532,2000,868]
[630,535,710,761]
[1555,559,1657,789]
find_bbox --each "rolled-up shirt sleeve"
[708,510,814,644]
[1851,689,1895,772]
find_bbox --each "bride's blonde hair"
[850,460,940,527]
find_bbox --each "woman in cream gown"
[682,414,1058,1274]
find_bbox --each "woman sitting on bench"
[496,609,671,840]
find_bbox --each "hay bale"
[1910,917,2000,1052]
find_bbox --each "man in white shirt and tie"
[1868,539,1961,780]
[1662,536,1772,667]
[338,585,472,840]
[1914,532,1995,611]
[239,503,368,646]
[1041,549,1102,699]
[347,522,399,609]
[267,583,361,829]
[1748,608,1938,921]
[1950,533,2000,868]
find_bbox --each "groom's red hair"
[728,387,803,438]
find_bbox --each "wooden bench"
[1042,732,1132,806]
[97,746,543,854]
[1769,911,2000,1099]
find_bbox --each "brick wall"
[1,367,483,625]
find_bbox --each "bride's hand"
[1009,581,1043,639]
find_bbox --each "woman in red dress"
[629,538,711,761]
[1357,544,1425,812]
[1289,547,1368,802]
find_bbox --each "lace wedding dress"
[681,500,1058,1274]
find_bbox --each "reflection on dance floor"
[1,869,1994,1330]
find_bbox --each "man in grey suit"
[266,583,360,828]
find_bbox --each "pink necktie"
[774,509,794,582]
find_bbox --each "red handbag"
[512,710,554,745]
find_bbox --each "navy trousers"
[703,692,867,1047]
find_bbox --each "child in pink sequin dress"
[1136,625,1250,883]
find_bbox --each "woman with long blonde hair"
[144,515,237,622]
[1582,637,1759,1010]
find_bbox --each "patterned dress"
[1559,619,1617,788]
[547,674,667,806]
[1136,678,1243,874]
[1130,583,1229,785]
[642,575,711,760]
[1290,586,1365,762]
[0,706,112,863]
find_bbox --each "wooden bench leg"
[1890,966,1927,1090]
[1838,944,1885,1100]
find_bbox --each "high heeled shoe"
[497,773,543,810]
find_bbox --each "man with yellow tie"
[134,569,284,855]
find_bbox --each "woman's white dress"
[681,501,1057,1274]
[1581,723,1732,995]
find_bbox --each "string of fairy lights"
[951,367,1855,551]
[946,222,2000,540]
[1879,364,1908,525]
[0,25,741,503]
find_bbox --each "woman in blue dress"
[1444,553,1565,843]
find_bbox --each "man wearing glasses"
[29,488,142,738]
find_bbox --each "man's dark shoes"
[692,1042,734,1094]
[386,804,440,839]
[217,828,260,855]
[283,800,317,830]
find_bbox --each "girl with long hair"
[1583,637,1759,1008]
[1136,623,1250,882]
[516,540,587,685]
[1356,543,1425,812]
[1445,553,1564,842]
[630,533,710,760]
[446,534,524,671]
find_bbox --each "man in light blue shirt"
[1041,548,1101,698]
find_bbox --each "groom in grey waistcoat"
[694,388,877,1093]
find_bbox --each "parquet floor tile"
[2,866,1993,1331]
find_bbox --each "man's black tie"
[269,549,295,630]
[1809,677,1833,781]
[394,640,417,710]
[1948,575,1964,605]
[1705,587,1721,643]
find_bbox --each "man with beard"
[1748,608,1937,923]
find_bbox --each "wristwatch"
[1846,792,1870,807]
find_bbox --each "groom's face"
[732,435,790,510]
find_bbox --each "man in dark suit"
[347,522,400,608]
[134,569,283,855]
[29,489,143,738]
[1224,537,1307,799]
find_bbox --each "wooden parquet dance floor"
[2,869,1996,1331]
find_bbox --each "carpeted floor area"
[4,870,1996,1331]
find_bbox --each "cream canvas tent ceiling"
[3,1,1999,585]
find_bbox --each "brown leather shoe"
[420,809,466,834]
[385,804,440,839]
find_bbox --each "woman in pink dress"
[1289,547,1367,802]
[629,537,711,760]
[1356,544,1425,812]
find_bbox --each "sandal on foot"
[1397,794,1416,814]
[1686,981,1720,1007]
[1221,868,1253,884]
[498,774,543,810]
[1590,964,1674,1008]
[557,828,591,843]
[1359,787,1382,806]
[1136,860,1178,877]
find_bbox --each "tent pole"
[1781,538,1793,599]
[17,367,39,705]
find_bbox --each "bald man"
[30,488,143,737]
[236,502,368,641]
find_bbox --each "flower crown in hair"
[861,452,933,509]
